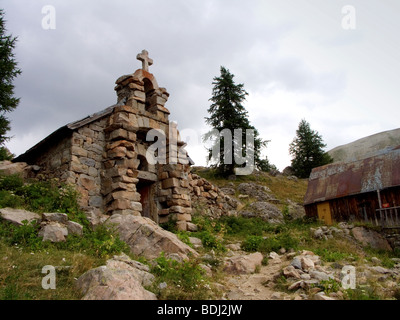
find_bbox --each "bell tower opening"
[143,78,157,112]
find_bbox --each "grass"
[0,174,133,300]
[193,167,309,207]
[0,241,101,300]
[2,168,399,300]
[148,252,218,300]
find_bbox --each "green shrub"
[0,147,13,161]
[314,248,351,262]
[0,190,24,208]
[241,235,264,252]
[176,231,192,248]
[55,225,130,258]
[344,286,380,300]
[0,217,128,259]
[241,232,298,253]
[222,216,275,237]
[0,220,42,250]
[20,180,81,216]
[198,231,225,251]
[260,232,299,253]
[150,252,213,299]
[0,174,24,191]
[316,278,341,295]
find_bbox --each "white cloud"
[2,0,400,171]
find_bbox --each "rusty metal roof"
[304,146,400,205]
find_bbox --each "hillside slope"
[328,128,400,163]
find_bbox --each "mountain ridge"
[328,127,400,163]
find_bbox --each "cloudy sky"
[2,0,400,170]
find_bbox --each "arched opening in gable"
[143,78,157,112]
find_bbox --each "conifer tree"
[204,66,268,176]
[0,9,21,159]
[289,119,333,178]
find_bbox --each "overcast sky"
[2,0,400,170]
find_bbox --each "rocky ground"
[1,163,399,300]
[199,222,400,300]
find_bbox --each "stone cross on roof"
[136,49,153,72]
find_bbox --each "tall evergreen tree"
[204,66,268,176]
[0,9,21,159]
[289,119,333,178]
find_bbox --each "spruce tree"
[0,9,21,159]
[204,66,268,176]
[289,119,333,178]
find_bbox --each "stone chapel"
[14,50,195,230]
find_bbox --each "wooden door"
[317,202,333,225]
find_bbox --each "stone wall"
[100,68,193,229]
[188,173,240,219]
[68,119,108,211]
[33,136,72,180]
[12,66,195,229]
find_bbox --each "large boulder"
[39,212,84,242]
[237,183,276,202]
[224,252,263,275]
[106,214,198,261]
[0,161,39,178]
[286,199,306,220]
[38,223,68,242]
[352,227,392,251]
[0,208,41,226]
[0,161,28,176]
[240,201,284,224]
[76,254,156,300]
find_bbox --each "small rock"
[283,266,301,279]
[189,237,203,249]
[159,282,168,290]
[268,251,280,260]
[0,208,41,226]
[42,212,69,224]
[271,292,282,300]
[291,257,303,270]
[226,243,241,251]
[309,270,334,281]
[301,257,315,271]
[226,250,235,257]
[330,227,342,234]
[186,222,198,232]
[314,228,324,239]
[66,221,83,236]
[369,266,392,274]
[313,292,336,300]
[199,264,213,277]
[300,274,311,280]
[279,248,286,254]
[288,280,303,291]
[224,252,263,275]
[39,223,68,242]
[352,227,392,251]
[371,257,382,265]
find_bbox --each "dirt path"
[221,253,293,300]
